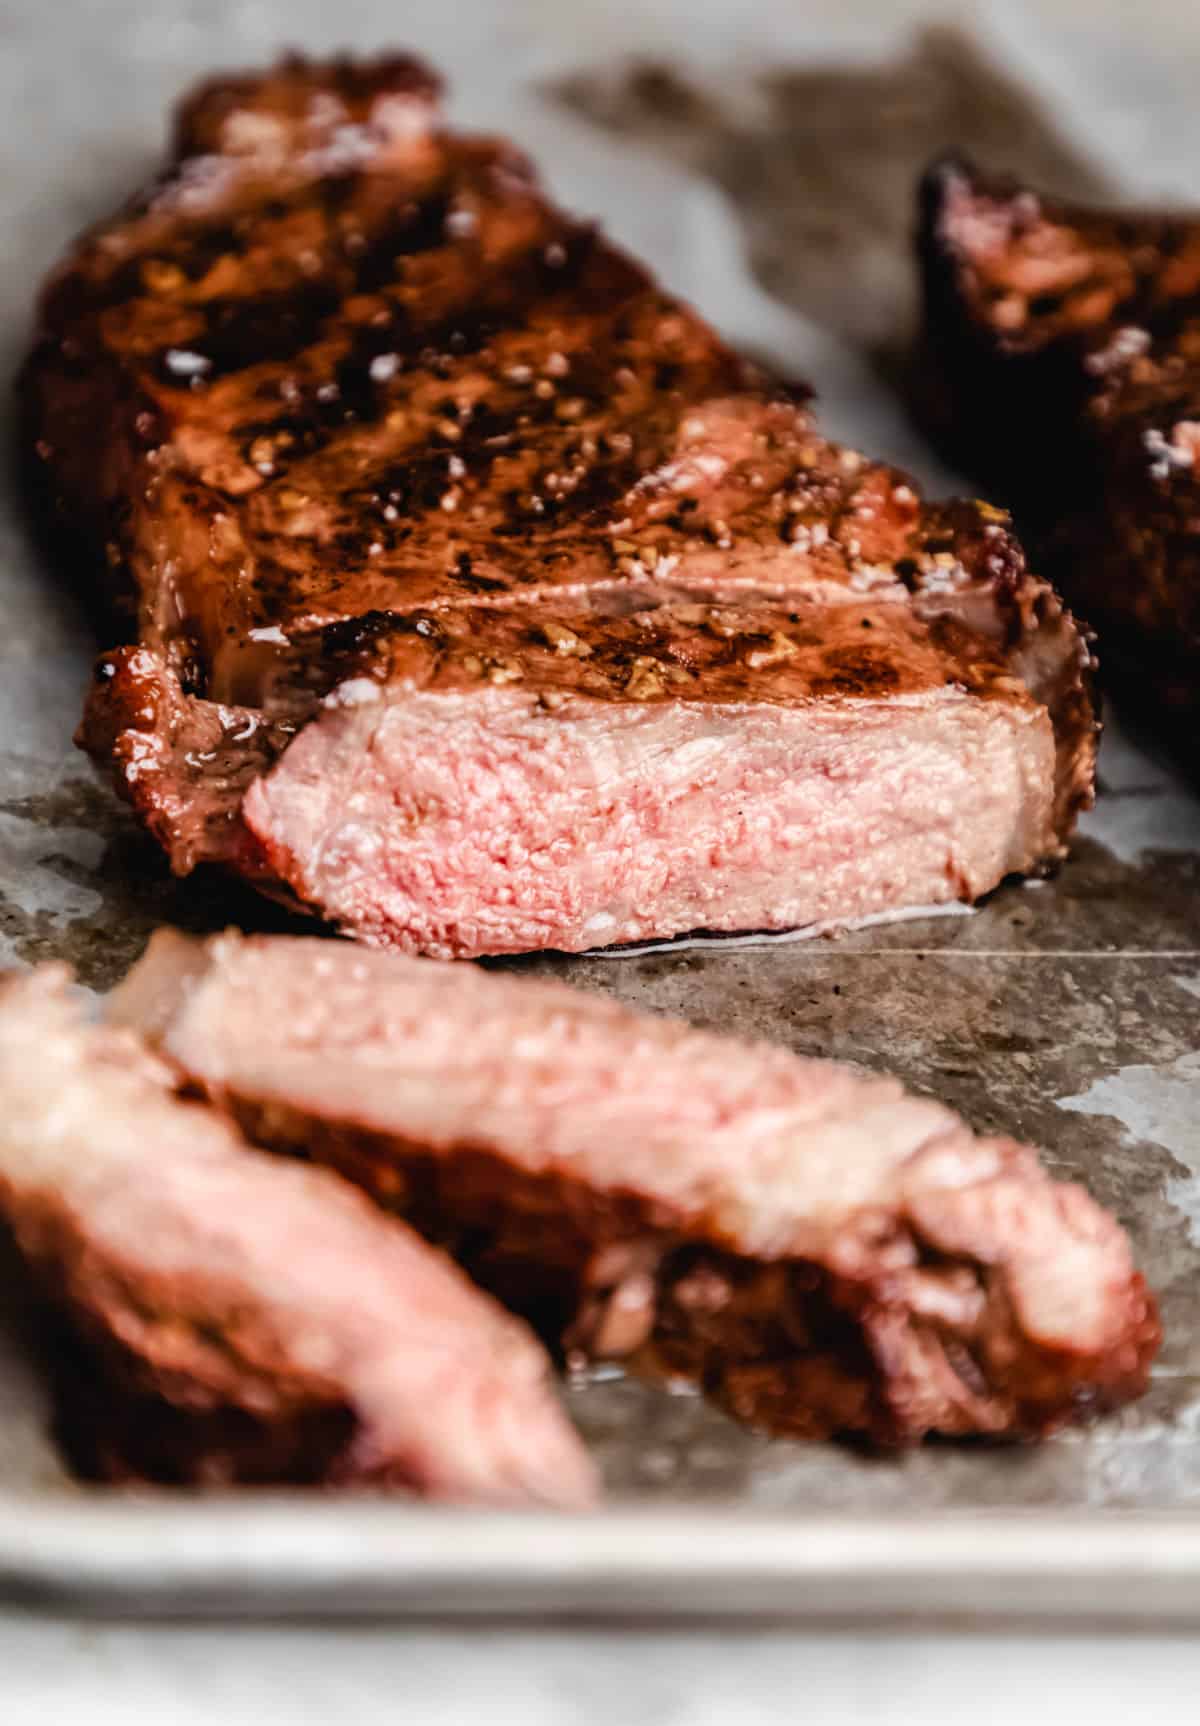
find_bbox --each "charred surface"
[917,157,1200,761]
[25,55,1097,953]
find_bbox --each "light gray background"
[6,0,1200,1716]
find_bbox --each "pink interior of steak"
[243,675,1056,957]
[113,932,1160,1442]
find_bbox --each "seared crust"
[75,644,283,876]
[171,53,443,163]
[14,1180,361,1487]
[246,1111,1159,1444]
[917,156,1200,749]
[23,58,1096,946]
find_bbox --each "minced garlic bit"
[485,657,524,684]
[745,631,799,670]
[540,621,592,657]
[624,657,665,699]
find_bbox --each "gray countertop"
[7,1619,1200,1724]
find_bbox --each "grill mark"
[215,245,647,488]
[154,282,343,385]
[314,171,363,215]
[55,102,802,596]
[245,387,655,564]
[350,191,455,290]
[143,183,467,388]
[101,222,248,307]
[286,608,428,681]
[155,216,600,417]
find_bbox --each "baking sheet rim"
[7,1495,1200,1620]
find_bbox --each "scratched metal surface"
[2,0,1200,1612]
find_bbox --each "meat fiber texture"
[917,156,1200,757]
[112,929,1160,1445]
[22,54,1098,957]
[0,964,595,1503]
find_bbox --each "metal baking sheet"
[3,0,1200,1621]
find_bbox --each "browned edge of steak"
[220,1096,1159,1447]
[2,1176,367,1488]
[915,154,1200,746]
[0,965,597,1500]
[5,1208,358,1488]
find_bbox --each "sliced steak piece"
[917,157,1200,750]
[0,963,595,1502]
[113,929,1160,1444]
[26,56,1096,956]
[79,561,1092,956]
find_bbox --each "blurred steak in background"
[917,157,1200,759]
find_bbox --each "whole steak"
[26,58,1095,955]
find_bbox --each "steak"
[112,929,1160,1444]
[0,963,594,1502]
[26,56,1097,956]
[917,157,1200,750]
